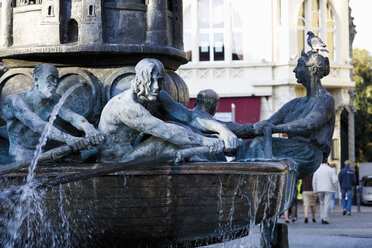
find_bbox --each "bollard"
[356,185,361,213]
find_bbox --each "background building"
[179,0,355,170]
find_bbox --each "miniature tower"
[0,0,188,124]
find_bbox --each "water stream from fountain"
[205,173,284,248]
[1,83,83,247]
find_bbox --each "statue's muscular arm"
[157,90,238,150]
[9,95,89,150]
[118,93,224,152]
[58,105,104,145]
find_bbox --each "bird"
[306,31,329,53]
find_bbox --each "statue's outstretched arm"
[10,95,75,143]
[252,99,295,135]
[158,90,238,150]
[218,121,255,139]
[118,100,224,153]
[58,106,104,145]
[273,97,334,136]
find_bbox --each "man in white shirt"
[312,158,338,224]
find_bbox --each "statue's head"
[293,51,330,85]
[33,64,59,99]
[132,58,164,102]
[194,89,219,116]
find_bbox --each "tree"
[353,48,372,162]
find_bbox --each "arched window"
[326,3,336,61]
[297,0,336,61]
[311,0,320,36]
[67,19,79,43]
[183,0,245,63]
[297,2,306,55]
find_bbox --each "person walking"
[284,181,299,223]
[312,160,338,224]
[329,162,337,215]
[338,160,356,216]
[301,175,317,223]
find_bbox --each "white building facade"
[178,0,354,167]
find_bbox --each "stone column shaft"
[173,0,183,49]
[0,0,12,47]
[348,109,355,169]
[146,0,168,46]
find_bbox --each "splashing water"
[28,82,84,185]
[2,83,83,248]
[207,173,285,248]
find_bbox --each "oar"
[0,144,73,177]
[35,146,210,189]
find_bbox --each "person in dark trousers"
[338,160,356,215]
[301,175,317,223]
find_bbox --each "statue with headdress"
[237,51,335,179]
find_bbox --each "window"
[364,178,372,187]
[231,5,243,61]
[198,0,224,62]
[167,0,172,11]
[16,0,40,7]
[183,0,245,63]
[47,5,54,16]
[88,5,94,16]
[297,2,306,55]
[326,3,336,60]
[183,2,192,61]
[297,0,336,61]
[66,19,79,43]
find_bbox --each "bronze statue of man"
[1,64,104,162]
[97,58,239,162]
[237,51,335,179]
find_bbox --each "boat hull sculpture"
[0,160,295,247]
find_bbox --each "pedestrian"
[284,180,299,223]
[301,175,317,223]
[329,162,337,215]
[338,160,356,216]
[312,159,338,224]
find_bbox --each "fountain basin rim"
[2,161,290,178]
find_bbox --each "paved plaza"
[278,201,372,248]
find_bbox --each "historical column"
[173,0,183,49]
[345,90,356,169]
[0,0,12,47]
[146,0,168,46]
[348,6,357,169]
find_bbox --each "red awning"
[189,97,261,124]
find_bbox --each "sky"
[349,0,372,54]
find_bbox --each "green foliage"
[353,48,372,162]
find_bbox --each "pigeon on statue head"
[307,31,329,53]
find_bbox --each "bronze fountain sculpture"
[0,1,334,247]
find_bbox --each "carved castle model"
[0,0,185,67]
[0,0,189,125]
